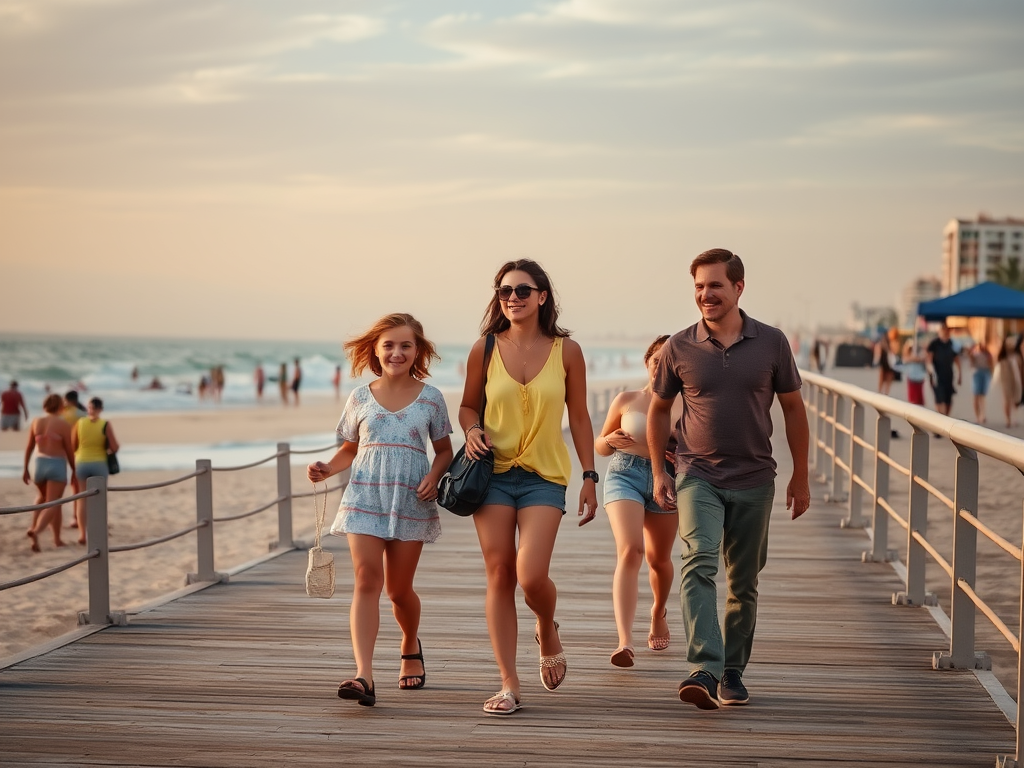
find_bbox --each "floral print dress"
[330,383,452,543]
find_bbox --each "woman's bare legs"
[517,506,564,690]
[474,505,521,702]
[383,539,425,687]
[347,533,386,692]
[27,480,66,551]
[74,496,87,545]
[643,510,678,643]
[606,500,645,651]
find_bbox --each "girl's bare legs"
[383,539,425,686]
[606,500,645,651]
[643,511,678,642]
[74,496,87,545]
[347,533,386,691]
[474,505,521,701]
[517,506,564,690]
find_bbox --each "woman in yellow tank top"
[72,397,119,544]
[459,259,597,715]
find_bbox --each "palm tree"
[988,256,1024,291]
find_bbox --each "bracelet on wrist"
[466,423,482,436]
[604,435,614,451]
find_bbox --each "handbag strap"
[311,480,326,549]
[479,334,495,428]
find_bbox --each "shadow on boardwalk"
[0,414,1017,767]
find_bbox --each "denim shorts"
[34,456,67,484]
[972,369,992,396]
[482,465,566,513]
[604,452,672,514]
[76,460,109,482]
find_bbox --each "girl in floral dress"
[307,313,453,707]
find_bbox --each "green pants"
[676,474,775,680]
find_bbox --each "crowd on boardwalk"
[308,250,810,714]
[866,322,1024,428]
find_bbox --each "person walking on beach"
[995,335,1023,428]
[61,390,86,426]
[291,358,302,406]
[333,364,342,402]
[926,322,962,418]
[648,248,810,710]
[969,339,994,425]
[874,329,899,396]
[458,259,598,715]
[306,313,453,708]
[72,397,119,544]
[1,381,29,431]
[254,362,265,402]
[901,340,929,407]
[23,394,76,552]
[595,335,678,669]
[278,363,289,406]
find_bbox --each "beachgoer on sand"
[23,393,76,552]
[648,248,810,710]
[332,364,342,401]
[61,390,86,426]
[595,335,679,669]
[995,335,1023,428]
[969,339,995,425]
[457,259,598,715]
[72,397,119,545]
[278,363,288,405]
[307,313,453,708]
[254,362,265,402]
[291,358,302,406]
[2,381,29,431]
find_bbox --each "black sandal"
[399,639,426,690]
[338,677,376,706]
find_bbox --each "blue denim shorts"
[76,460,109,482]
[603,452,671,513]
[972,368,992,396]
[482,466,566,513]
[34,456,67,484]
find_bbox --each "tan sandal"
[648,610,670,651]
[610,646,635,668]
[483,689,521,715]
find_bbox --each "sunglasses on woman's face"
[497,284,541,301]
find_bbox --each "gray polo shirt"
[653,310,801,490]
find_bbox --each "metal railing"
[802,370,1024,768]
[1,441,345,631]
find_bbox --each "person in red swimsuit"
[1,381,29,431]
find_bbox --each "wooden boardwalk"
[0,435,1018,767]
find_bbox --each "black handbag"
[437,334,495,517]
[102,421,120,475]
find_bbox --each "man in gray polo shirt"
[648,248,810,710]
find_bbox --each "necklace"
[502,331,545,386]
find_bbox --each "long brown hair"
[480,259,571,338]
[344,313,439,380]
[644,335,671,364]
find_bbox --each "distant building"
[899,276,942,329]
[942,214,1024,293]
[846,302,898,336]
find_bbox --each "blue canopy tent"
[917,281,1024,321]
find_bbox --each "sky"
[1,0,1022,345]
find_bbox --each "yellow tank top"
[75,418,108,463]
[484,336,571,486]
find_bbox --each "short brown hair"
[644,335,670,364]
[344,313,438,380]
[690,248,744,284]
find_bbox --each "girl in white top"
[596,336,679,667]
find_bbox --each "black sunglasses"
[497,284,541,301]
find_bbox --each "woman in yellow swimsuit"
[459,259,597,715]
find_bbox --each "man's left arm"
[777,390,810,520]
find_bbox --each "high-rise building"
[942,214,1024,293]
[900,276,942,329]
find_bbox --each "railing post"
[894,428,935,607]
[827,393,848,503]
[936,445,989,671]
[842,401,865,528]
[814,386,828,482]
[187,459,223,584]
[864,413,895,563]
[275,442,294,550]
[79,476,112,626]
[998,502,1024,767]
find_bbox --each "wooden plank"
[0,424,1017,768]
